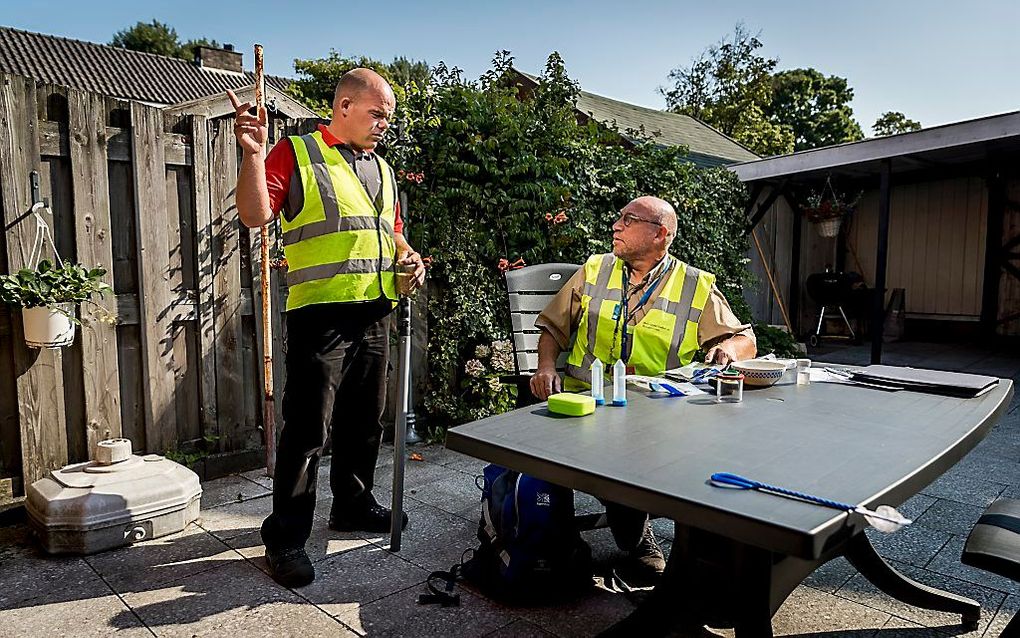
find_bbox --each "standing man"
[530,195,756,583]
[229,68,425,587]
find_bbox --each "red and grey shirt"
[264,123,405,233]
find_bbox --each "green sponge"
[547,392,596,417]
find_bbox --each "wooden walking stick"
[254,43,277,478]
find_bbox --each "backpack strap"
[417,563,462,607]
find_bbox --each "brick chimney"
[195,44,243,74]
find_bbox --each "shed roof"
[0,26,296,108]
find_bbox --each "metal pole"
[390,295,412,550]
[871,159,892,364]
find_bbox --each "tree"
[110,20,182,58]
[768,68,864,151]
[872,111,922,136]
[287,50,431,117]
[661,24,794,157]
[110,21,218,61]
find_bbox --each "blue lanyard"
[612,257,672,361]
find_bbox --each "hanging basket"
[22,303,75,348]
[814,217,842,238]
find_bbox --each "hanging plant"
[801,178,861,237]
[0,260,114,348]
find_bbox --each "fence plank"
[209,118,246,451]
[39,121,191,165]
[189,115,219,438]
[129,102,176,454]
[0,73,68,486]
[68,88,123,459]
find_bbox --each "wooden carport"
[732,111,1020,363]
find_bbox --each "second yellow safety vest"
[564,253,715,390]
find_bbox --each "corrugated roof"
[514,69,758,166]
[0,26,292,106]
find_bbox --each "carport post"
[871,159,892,364]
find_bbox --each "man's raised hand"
[227,89,268,155]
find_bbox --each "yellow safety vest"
[564,253,715,390]
[281,131,398,311]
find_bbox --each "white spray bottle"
[590,359,605,405]
[612,359,627,406]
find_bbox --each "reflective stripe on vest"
[281,132,398,311]
[564,253,715,390]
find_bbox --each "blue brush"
[709,472,911,533]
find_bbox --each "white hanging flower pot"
[22,303,75,348]
[814,217,843,238]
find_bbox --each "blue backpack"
[460,464,593,602]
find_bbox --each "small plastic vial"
[797,358,811,386]
[612,359,627,406]
[590,359,605,405]
[715,372,744,403]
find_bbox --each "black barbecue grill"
[806,270,862,346]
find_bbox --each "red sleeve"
[393,197,404,235]
[264,139,294,215]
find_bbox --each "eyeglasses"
[616,212,663,228]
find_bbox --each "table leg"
[844,531,980,629]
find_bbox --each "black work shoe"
[618,525,665,586]
[329,503,409,533]
[265,546,314,588]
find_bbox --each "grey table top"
[446,375,1014,560]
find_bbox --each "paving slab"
[366,502,480,572]
[335,580,519,637]
[919,471,1009,508]
[0,533,104,610]
[0,588,152,637]
[406,470,483,522]
[121,559,350,637]
[983,593,1019,637]
[85,523,242,594]
[836,559,1005,636]
[899,493,938,521]
[296,543,428,615]
[770,584,889,636]
[865,523,953,568]
[226,526,371,572]
[804,556,859,594]
[510,585,636,638]
[200,473,271,509]
[482,619,558,637]
[914,499,987,536]
[196,494,273,542]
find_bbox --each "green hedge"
[382,53,753,427]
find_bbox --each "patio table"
[445,372,1014,636]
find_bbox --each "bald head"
[334,68,392,102]
[329,68,396,152]
[629,196,677,246]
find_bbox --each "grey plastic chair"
[503,262,617,532]
[503,263,581,406]
[961,498,1020,635]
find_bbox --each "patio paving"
[1,341,1018,637]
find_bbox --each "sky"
[3,1,1018,131]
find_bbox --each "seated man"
[530,195,756,582]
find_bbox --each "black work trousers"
[261,299,392,550]
[600,499,649,551]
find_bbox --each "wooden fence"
[0,73,317,506]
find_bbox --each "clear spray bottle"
[612,359,627,406]
[590,359,605,405]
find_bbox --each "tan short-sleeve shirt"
[534,259,755,353]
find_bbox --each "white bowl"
[730,359,788,387]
